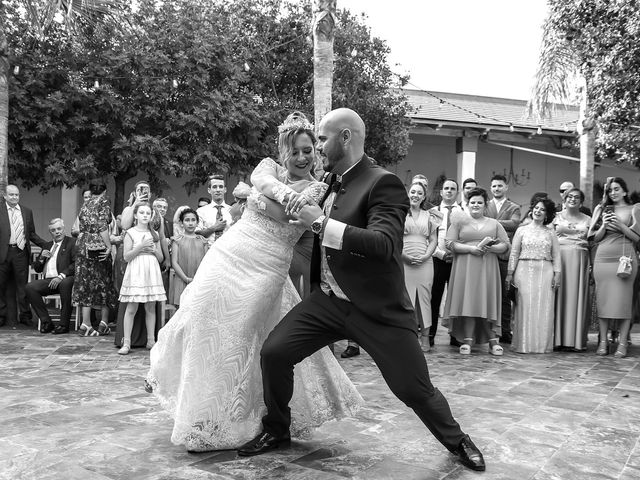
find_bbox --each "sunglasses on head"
[559,189,567,194]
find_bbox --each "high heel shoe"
[614,344,628,358]
[596,341,609,356]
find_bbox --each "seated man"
[26,218,76,334]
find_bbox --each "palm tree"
[312,0,336,130]
[0,0,122,196]
[528,14,596,209]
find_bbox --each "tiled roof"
[403,89,579,132]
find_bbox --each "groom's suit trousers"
[260,289,466,452]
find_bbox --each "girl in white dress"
[146,112,363,452]
[119,203,167,355]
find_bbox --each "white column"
[456,136,478,184]
[61,186,79,232]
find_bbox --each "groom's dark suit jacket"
[310,155,416,331]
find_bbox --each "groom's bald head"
[317,108,366,172]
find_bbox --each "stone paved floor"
[1,325,640,480]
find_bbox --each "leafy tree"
[532,0,640,167]
[7,0,413,209]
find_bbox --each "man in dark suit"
[26,218,76,334]
[0,184,48,327]
[485,174,521,343]
[237,109,485,471]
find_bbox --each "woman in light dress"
[589,177,640,358]
[402,180,438,349]
[507,196,561,354]
[444,187,510,355]
[552,188,591,351]
[146,112,363,452]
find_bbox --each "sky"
[339,0,549,100]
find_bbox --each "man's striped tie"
[10,207,25,249]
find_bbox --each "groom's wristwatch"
[311,215,326,235]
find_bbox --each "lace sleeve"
[301,181,328,204]
[250,158,296,205]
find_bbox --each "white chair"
[30,269,80,330]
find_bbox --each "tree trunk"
[0,29,9,197]
[577,77,596,210]
[313,0,336,130]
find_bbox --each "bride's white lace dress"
[146,159,363,451]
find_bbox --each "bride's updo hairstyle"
[277,111,316,167]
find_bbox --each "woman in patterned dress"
[507,196,561,354]
[72,180,118,336]
[146,112,363,452]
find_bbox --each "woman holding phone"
[443,188,510,355]
[589,177,640,358]
[507,196,561,354]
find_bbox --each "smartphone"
[135,184,150,200]
[603,205,614,214]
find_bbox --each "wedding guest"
[153,197,173,239]
[459,178,478,213]
[444,187,509,355]
[507,196,561,354]
[71,189,92,237]
[170,209,208,307]
[0,184,47,328]
[553,188,591,351]
[72,179,117,337]
[428,179,463,347]
[26,219,76,334]
[229,181,252,225]
[410,174,435,210]
[403,181,438,349]
[557,181,592,216]
[197,197,210,209]
[485,174,521,344]
[196,175,232,244]
[116,180,167,346]
[118,202,166,355]
[589,177,640,358]
[172,206,190,238]
[520,192,550,226]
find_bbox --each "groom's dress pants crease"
[260,290,465,450]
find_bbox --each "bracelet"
[58,273,66,279]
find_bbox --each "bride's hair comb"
[277,111,314,135]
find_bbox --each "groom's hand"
[290,205,324,229]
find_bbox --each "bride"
[146,112,363,452]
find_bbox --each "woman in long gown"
[402,180,438,349]
[444,188,510,355]
[552,188,591,351]
[589,177,640,358]
[146,112,363,452]
[507,197,561,354]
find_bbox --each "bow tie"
[325,173,343,193]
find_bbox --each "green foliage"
[7,0,412,199]
[546,0,640,165]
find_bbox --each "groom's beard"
[324,144,346,172]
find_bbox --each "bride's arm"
[251,158,298,205]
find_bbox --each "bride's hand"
[285,192,314,215]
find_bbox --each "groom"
[238,108,485,472]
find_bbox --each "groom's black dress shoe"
[453,435,485,471]
[341,346,360,358]
[237,431,291,456]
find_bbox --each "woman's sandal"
[459,338,473,355]
[78,324,100,337]
[614,344,628,358]
[118,345,130,355]
[97,321,111,336]
[489,341,504,356]
[596,341,609,356]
